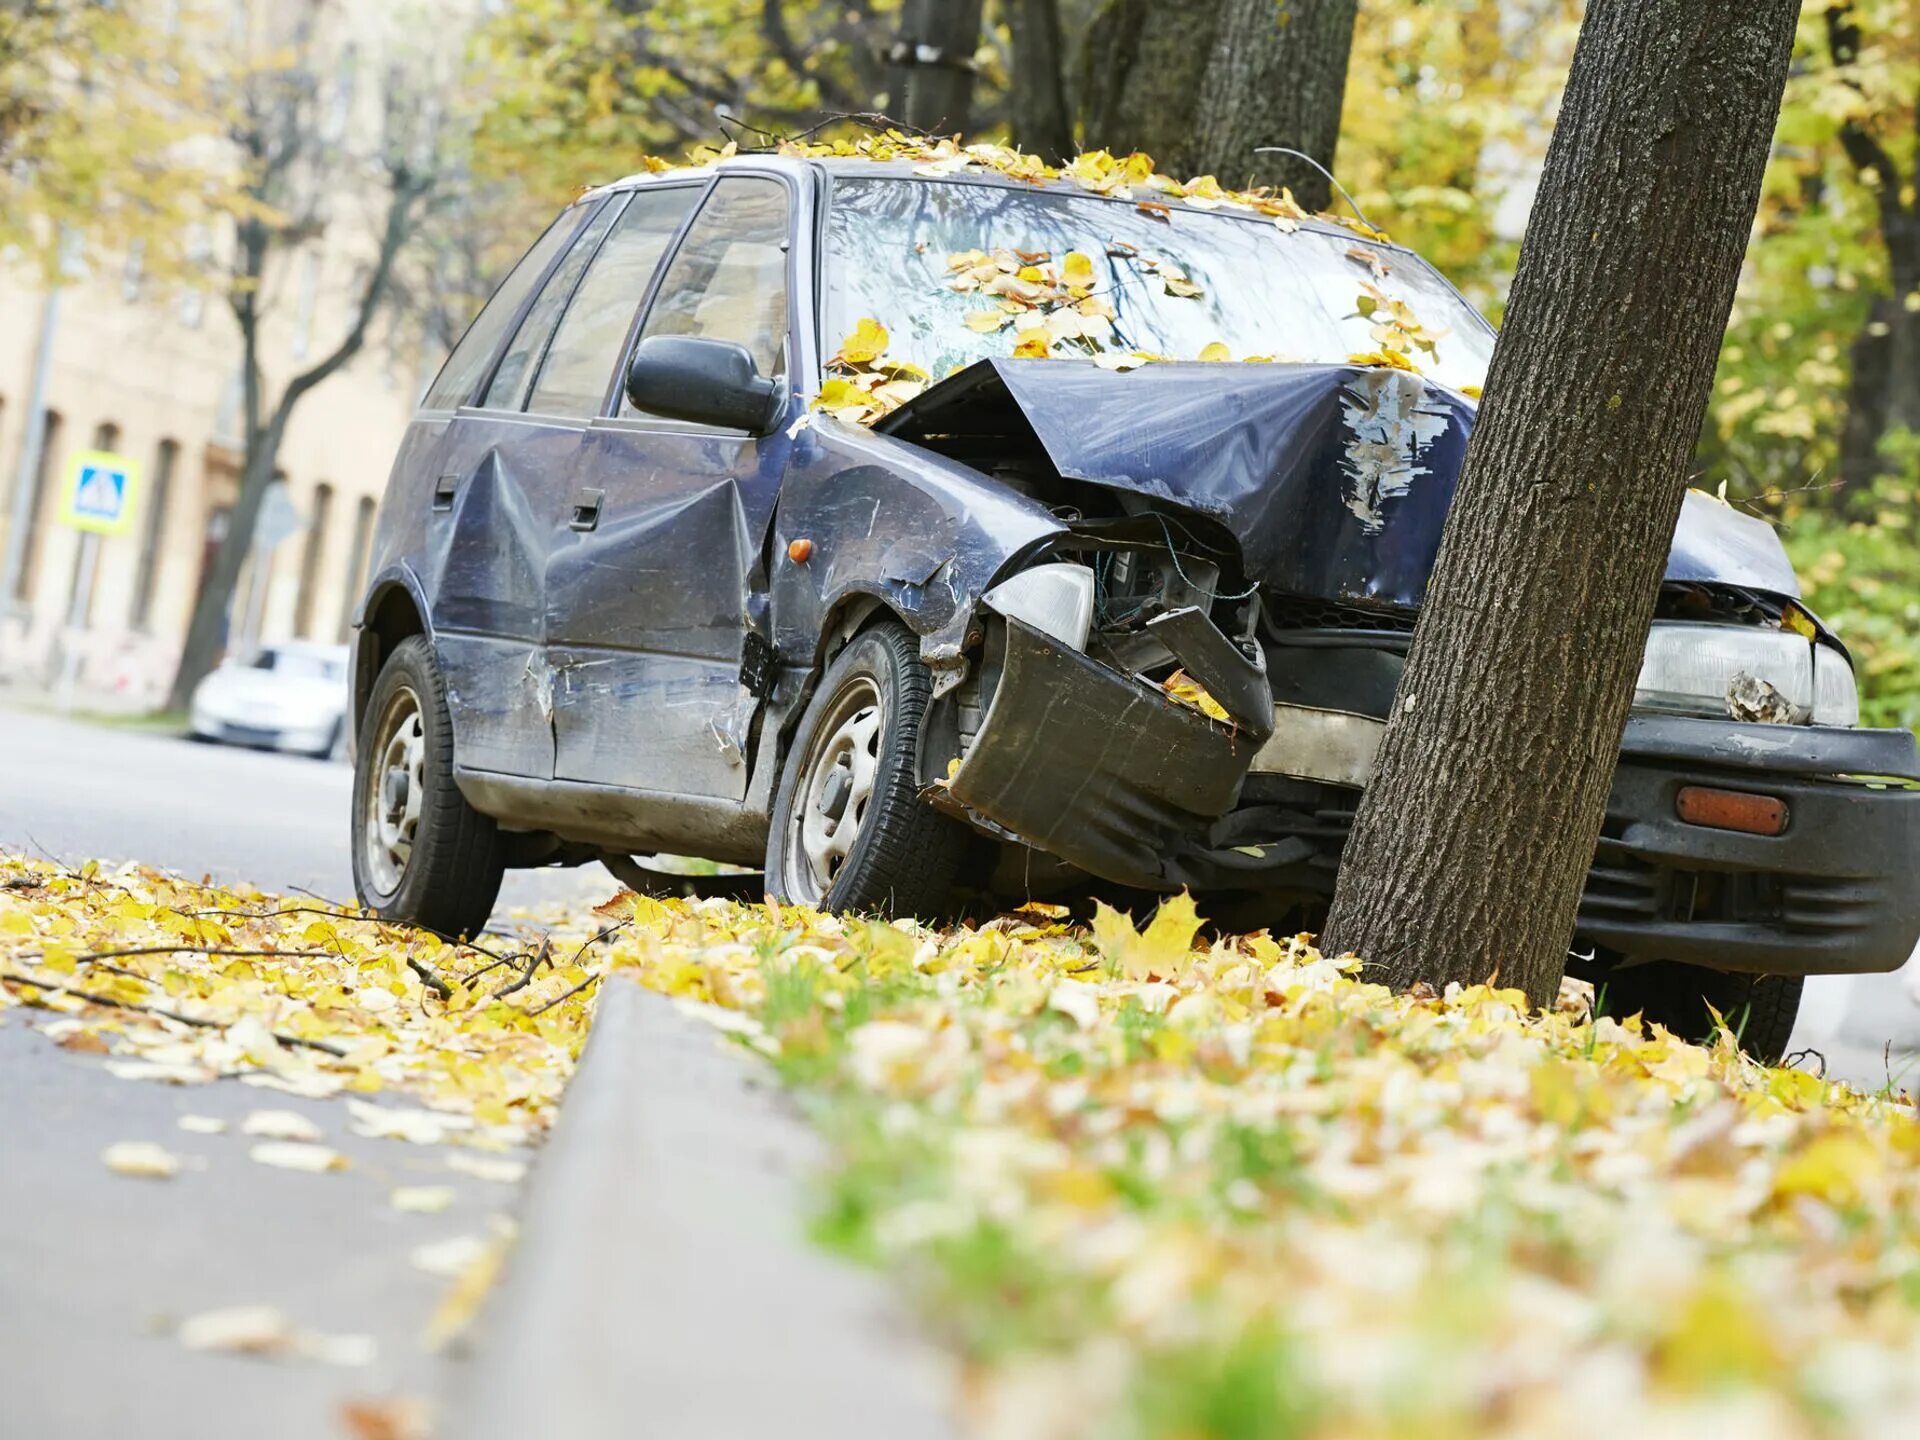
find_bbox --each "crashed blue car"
[348,154,1920,1060]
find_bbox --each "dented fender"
[770,415,1068,669]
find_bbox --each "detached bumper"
[947,621,1251,888]
[948,623,1920,977]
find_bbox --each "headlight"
[1812,643,1860,727]
[984,562,1095,651]
[1635,622,1812,722]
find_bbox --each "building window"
[130,438,179,631]
[338,494,376,642]
[293,481,333,637]
[92,421,120,453]
[14,409,63,604]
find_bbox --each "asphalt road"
[0,704,621,912]
[0,704,622,1439]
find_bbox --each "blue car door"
[419,196,624,778]
[544,171,806,801]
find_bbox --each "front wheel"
[350,635,504,936]
[1599,960,1804,1065]
[765,623,965,916]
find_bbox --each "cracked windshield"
[823,176,1495,393]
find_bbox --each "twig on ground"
[408,955,453,1001]
[493,936,553,999]
[0,970,348,1056]
[526,971,602,1017]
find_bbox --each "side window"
[629,177,790,414]
[481,197,625,411]
[423,207,580,411]
[526,186,698,417]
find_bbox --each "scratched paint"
[1337,368,1453,534]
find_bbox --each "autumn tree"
[166,10,460,710]
[0,0,224,273]
[1321,0,1802,1008]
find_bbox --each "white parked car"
[188,641,350,759]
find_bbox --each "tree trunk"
[165,419,286,712]
[1005,0,1075,160]
[1320,0,1800,1010]
[1193,0,1358,206]
[1080,0,1214,175]
[891,0,988,134]
[1081,0,1355,208]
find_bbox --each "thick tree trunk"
[891,0,988,134]
[1320,0,1800,1010]
[1193,0,1357,206]
[1081,0,1355,209]
[1005,0,1076,160]
[1081,0,1214,174]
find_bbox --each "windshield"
[823,177,1494,393]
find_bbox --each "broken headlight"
[983,562,1095,652]
[1812,642,1861,727]
[1634,622,1856,726]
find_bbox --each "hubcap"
[362,686,426,896]
[786,676,883,905]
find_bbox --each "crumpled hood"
[878,358,1799,606]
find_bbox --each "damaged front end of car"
[879,355,1920,976]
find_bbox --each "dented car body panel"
[354,156,1920,982]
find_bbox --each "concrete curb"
[455,978,957,1439]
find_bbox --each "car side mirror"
[623,335,782,433]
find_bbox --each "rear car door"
[544,172,804,801]
[420,196,623,777]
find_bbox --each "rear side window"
[526,186,698,417]
[482,197,624,411]
[422,208,581,411]
[629,177,790,413]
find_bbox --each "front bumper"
[191,709,338,755]
[947,621,1920,977]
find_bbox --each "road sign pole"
[54,530,100,713]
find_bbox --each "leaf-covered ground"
[8,852,1920,1437]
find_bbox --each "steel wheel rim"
[786,675,884,905]
[363,685,426,896]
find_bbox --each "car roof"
[585,154,1372,247]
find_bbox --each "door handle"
[431,474,459,511]
[569,487,605,532]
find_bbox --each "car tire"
[765,622,965,916]
[1599,961,1804,1065]
[350,635,504,937]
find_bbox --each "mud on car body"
[348,153,1920,1060]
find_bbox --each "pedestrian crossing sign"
[58,449,141,537]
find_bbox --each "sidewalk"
[455,979,957,1440]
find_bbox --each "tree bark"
[1320,0,1800,1010]
[1005,0,1075,160]
[891,0,988,134]
[1193,0,1357,206]
[1826,3,1920,489]
[1080,0,1355,208]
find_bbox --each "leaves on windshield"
[819,321,931,424]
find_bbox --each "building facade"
[0,0,468,708]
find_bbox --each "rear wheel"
[1599,960,1804,1064]
[351,635,504,936]
[765,623,965,915]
